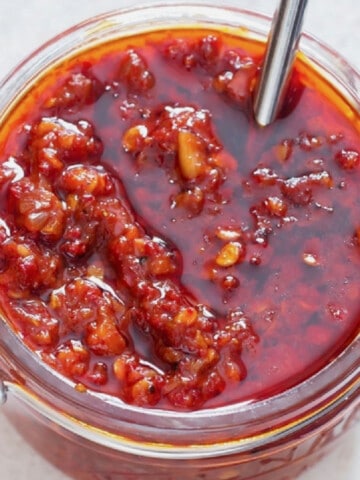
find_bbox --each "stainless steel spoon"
[254,0,308,126]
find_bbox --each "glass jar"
[0,3,359,480]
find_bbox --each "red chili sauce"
[0,29,359,410]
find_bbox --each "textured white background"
[0,1,359,479]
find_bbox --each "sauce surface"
[0,29,359,410]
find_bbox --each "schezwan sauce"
[0,29,359,411]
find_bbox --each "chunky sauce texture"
[0,29,359,410]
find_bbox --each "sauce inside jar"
[0,28,359,410]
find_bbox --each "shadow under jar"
[0,3,359,480]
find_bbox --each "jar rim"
[0,1,359,456]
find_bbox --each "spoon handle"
[254,0,308,126]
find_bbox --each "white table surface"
[0,1,359,479]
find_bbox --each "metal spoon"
[254,0,308,126]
